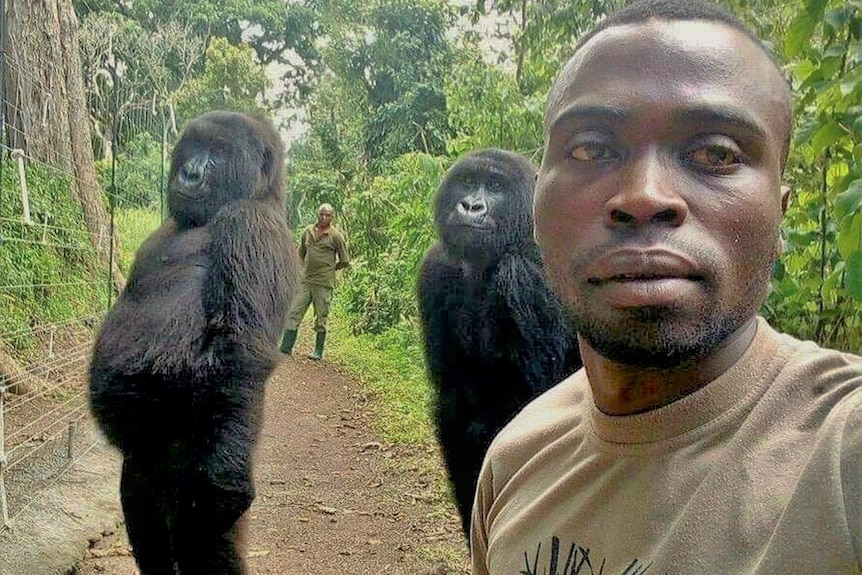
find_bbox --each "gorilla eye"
[685,144,744,172]
[464,176,477,188]
[570,142,617,162]
[487,179,503,191]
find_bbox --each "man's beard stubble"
[555,237,780,369]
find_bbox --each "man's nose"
[604,152,688,228]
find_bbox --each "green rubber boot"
[308,330,326,361]
[279,329,298,354]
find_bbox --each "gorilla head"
[433,149,538,264]
[168,111,285,228]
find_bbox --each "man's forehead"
[547,19,788,125]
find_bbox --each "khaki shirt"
[299,224,349,288]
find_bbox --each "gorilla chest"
[450,292,509,358]
[140,228,211,293]
[160,227,211,269]
[118,229,212,347]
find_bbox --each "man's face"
[318,209,333,226]
[535,20,791,367]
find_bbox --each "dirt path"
[74,355,469,575]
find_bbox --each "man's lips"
[585,249,703,284]
[580,249,707,307]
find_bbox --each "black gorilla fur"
[418,148,582,536]
[89,111,298,575]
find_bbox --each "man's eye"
[570,143,616,162]
[687,145,742,168]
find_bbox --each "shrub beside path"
[72,354,469,575]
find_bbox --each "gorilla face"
[168,111,282,228]
[434,149,537,264]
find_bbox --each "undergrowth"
[113,208,161,272]
[325,309,436,446]
[0,164,108,356]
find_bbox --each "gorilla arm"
[191,197,298,520]
[493,253,578,391]
[417,243,463,389]
[202,198,298,367]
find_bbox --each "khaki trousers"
[284,282,332,332]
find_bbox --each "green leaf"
[784,12,816,57]
[822,262,845,295]
[772,259,786,281]
[836,179,862,220]
[854,116,862,136]
[810,121,845,155]
[824,7,850,31]
[793,59,816,83]
[845,251,862,302]
[841,66,862,96]
[805,0,829,17]
[838,213,862,260]
[794,116,819,145]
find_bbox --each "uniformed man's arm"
[298,227,308,260]
[335,231,350,270]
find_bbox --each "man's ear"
[780,184,792,214]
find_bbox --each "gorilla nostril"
[181,164,203,185]
[458,198,487,216]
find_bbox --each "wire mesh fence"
[0,12,168,528]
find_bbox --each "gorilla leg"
[172,463,254,575]
[121,456,178,575]
[444,432,487,535]
[173,395,259,575]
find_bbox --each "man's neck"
[582,317,758,416]
[315,222,331,232]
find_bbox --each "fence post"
[11,149,33,225]
[0,0,5,196]
[0,0,10,530]
[0,385,10,528]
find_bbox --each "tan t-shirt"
[472,318,862,574]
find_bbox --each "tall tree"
[3,0,123,289]
[78,12,204,160]
[299,0,456,170]
[472,0,624,93]
[72,0,322,104]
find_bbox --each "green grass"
[0,167,108,354]
[325,313,436,446]
[113,208,162,271]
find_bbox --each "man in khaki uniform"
[280,203,350,360]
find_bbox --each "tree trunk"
[3,0,124,292]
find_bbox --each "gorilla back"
[89,111,298,575]
[418,148,582,536]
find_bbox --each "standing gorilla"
[418,149,582,535]
[89,111,298,575]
